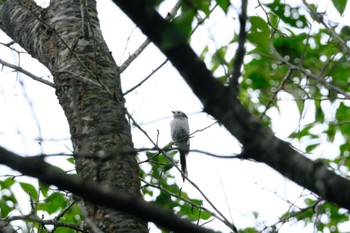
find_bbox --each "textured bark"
[0,219,16,233]
[0,0,147,232]
[112,0,350,210]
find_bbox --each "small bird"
[170,110,190,181]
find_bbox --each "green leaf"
[20,182,38,200]
[172,9,195,38]
[296,208,314,221]
[269,13,279,28]
[179,203,211,221]
[199,209,211,220]
[38,192,67,214]
[330,62,350,86]
[288,122,318,140]
[211,46,228,73]
[305,143,320,153]
[216,0,230,13]
[326,126,336,142]
[199,45,209,60]
[247,16,270,49]
[332,0,347,15]
[216,75,228,85]
[266,0,308,28]
[183,0,211,16]
[239,227,259,233]
[39,181,49,197]
[66,157,75,165]
[315,100,325,123]
[0,190,17,217]
[0,178,15,190]
[163,9,194,50]
[196,0,211,16]
[154,192,173,208]
[335,102,350,136]
[0,202,12,217]
[340,26,350,39]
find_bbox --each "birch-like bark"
[0,0,148,232]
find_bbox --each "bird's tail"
[180,152,187,181]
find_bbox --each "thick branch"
[0,1,49,66]
[111,0,350,210]
[0,147,216,233]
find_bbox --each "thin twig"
[123,3,218,96]
[140,177,224,223]
[189,121,218,137]
[189,149,241,159]
[119,0,182,73]
[52,200,77,231]
[125,109,238,232]
[302,0,350,56]
[123,59,168,96]
[229,0,247,94]
[260,69,293,119]
[80,200,104,233]
[270,44,350,99]
[0,58,55,88]
[5,215,85,231]
[217,170,234,225]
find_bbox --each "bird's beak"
[171,111,175,114]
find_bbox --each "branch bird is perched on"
[170,110,190,181]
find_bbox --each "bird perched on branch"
[170,110,190,181]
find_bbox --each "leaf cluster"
[139,151,212,232]
[1,173,83,233]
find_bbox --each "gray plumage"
[170,110,190,181]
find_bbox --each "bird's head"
[172,110,188,118]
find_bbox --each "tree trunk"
[0,0,148,232]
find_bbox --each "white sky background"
[0,0,349,232]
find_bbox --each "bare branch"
[0,58,55,88]
[229,0,247,94]
[80,200,104,233]
[4,207,86,232]
[51,201,78,232]
[302,0,350,56]
[122,3,217,97]
[6,214,85,232]
[123,59,168,96]
[260,69,293,119]
[140,177,225,223]
[270,44,350,99]
[190,149,241,159]
[119,0,181,73]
